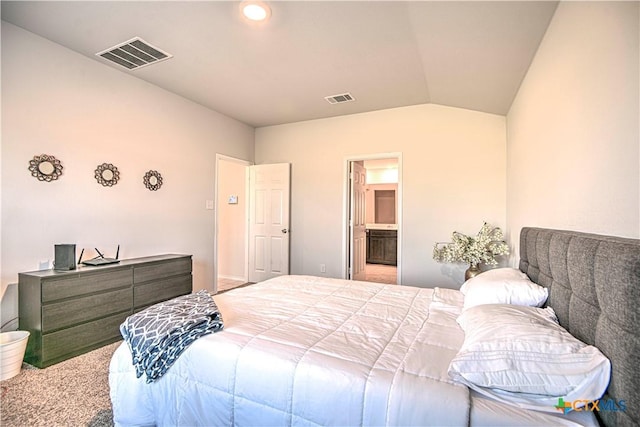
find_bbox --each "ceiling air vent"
[96,37,172,70]
[325,93,355,105]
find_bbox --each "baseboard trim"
[218,274,247,282]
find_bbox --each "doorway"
[215,157,291,293]
[343,153,402,285]
[214,155,250,293]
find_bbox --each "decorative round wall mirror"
[28,154,63,182]
[143,170,163,191]
[95,163,120,187]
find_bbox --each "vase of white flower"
[433,222,510,281]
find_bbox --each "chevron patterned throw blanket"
[120,290,224,383]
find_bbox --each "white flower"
[433,222,509,266]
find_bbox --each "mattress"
[109,275,598,426]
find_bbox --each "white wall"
[507,1,640,257]
[1,23,255,296]
[217,157,248,281]
[256,104,506,288]
[10,2,635,296]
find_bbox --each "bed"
[109,227,639,426]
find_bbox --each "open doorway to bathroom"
[344,153,401,285]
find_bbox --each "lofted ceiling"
[1,1,558,128]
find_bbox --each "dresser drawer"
[42,311,127,363]
[134,274,192,309]
[134,258,192,284]
[42,288,132,332]
[368,229,397,238]
[42,269,132,302]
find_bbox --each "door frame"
[214,154,251,293]
[342,152,403,284]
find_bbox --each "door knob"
[282,229,289,234]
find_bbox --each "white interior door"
[349,162,367,281]
[248,163,291,283]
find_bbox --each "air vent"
[96,37,172,70]
[325,93,355,104]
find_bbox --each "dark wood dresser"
[18,254,192,367]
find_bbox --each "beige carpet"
[1,341,120,427]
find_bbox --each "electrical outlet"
[320,264,326,273]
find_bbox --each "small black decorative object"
[95,163,120,187]
[143,170,163,191]
[28,154,63,182]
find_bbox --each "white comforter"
[109,275,596,426]
[110,275,470,426]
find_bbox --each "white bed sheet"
[109,275,598,426]
[470,392,598,427]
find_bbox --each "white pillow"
[460,268,548,310]
[448,304,611,412]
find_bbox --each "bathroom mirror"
[143,170,163,191]
[374,190,396,224]
[95,163,120,187]
[28,154,63,182]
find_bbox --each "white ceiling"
[1,1,558,128]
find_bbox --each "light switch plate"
[205,200,214,210]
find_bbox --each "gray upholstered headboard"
[519,227,639,427]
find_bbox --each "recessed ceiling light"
[241,1,271,22]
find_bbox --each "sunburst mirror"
[28,154,63,182]
[143,170,163,191]
[95,163,120,187]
